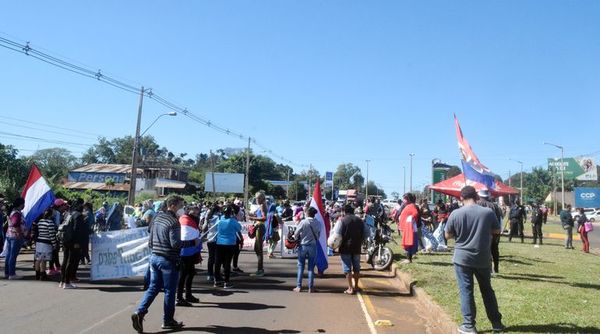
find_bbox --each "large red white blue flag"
[21,164,56,229]
[454,114,496,190]
[310,180,331,273]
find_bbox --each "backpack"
[248,224,257,239]
[509,206,521,220]
[285,227,298,250]
[57,213,74,245]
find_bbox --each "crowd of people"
[0,188,595,333]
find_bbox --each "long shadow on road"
[153,326,301,334]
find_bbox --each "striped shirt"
[34,218,57,247]
[148,211,181,261]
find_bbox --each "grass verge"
[390,221,600,333]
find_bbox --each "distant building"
[64,163,197,197]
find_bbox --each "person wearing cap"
[530,203,544,247]
[477,189,504,274]
[445,186,504,334]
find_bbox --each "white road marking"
[357,291,378,334]
[78,304,132,334]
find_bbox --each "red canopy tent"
[428,173,518,198]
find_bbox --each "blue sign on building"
[68,172,126,184]
[574,187,600,208]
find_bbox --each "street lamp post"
[403,166,406,194]
[509,158,524,202]
[409,153,415,192]
[544,142,565,211]
[431,158,441,202]
[128,109,177,205]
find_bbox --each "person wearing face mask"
[132,195,186,333]
[176,204,202,306]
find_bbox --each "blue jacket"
[216,217,241,246]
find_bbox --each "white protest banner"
[238,221,282,253]
[91,227,150,281]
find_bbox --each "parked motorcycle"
[366,221,395,270]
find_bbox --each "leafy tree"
[363,181,387,199]
[333,163,364,190]
[288,181,307,201]
[447,165,462,178]
[26,148,77,182]
[0,143,28,199]
[390,191,400,200]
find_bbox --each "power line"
[0,115,102,137]
[0,120,98,140]
[0,131,93,148]
[0,35,306,168]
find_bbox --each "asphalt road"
[0,249,443,334]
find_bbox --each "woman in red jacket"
[397,193,419,264]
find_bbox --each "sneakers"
[232,267,244,273]
[161,320,184,330]
[63,283,77,289]
[492,323,506,333]
[251,270,265,277]
[213,281,224,288]
[458,325,477,334]
[292,287,301,293]
[59,282,64,288]
[131,313,144,333]
[308,288,317,293]
[8,275,23,280]
[176,299,193,307]
[206,275,214,282]
[223,282,234,289]
[185,295,200,303]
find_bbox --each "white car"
[382,199,398,209]
[572,208,600,222]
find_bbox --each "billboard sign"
[574,187,600,208]
[325,171,333,187]
[204,172,245,193]
[548,157,597,181]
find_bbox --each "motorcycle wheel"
[373,247,393,271]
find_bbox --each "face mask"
[176,208,185,217]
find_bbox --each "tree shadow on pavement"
[505,323,600,333]
[155,326,301,334]
[197,301,286,311]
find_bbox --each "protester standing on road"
[508,200,526,243]
[248,191,268,277]
[0,196,6,257]
[214,204,242,289]
[293,207,321,293]
[176,204,202,306]
[265,204,281,258]
[49,198,68,275]
[445,186,504,334]
[338,204,366,295]
[80,202,94,265]
[202,203,220,282]
[397,193,419,264]
[232,200,245,273]
[576,208,590,253]
[477,189,503,274]
[132,195,185,333]
[59,198,87,289]
[4,197,26,280]
[530,203,544,247]
[32,208,57,281]
[560,204,575,249]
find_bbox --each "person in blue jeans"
[132,196,188,333]
[5,197,26,280]
[293,207,320,293]
[445,186,505,334]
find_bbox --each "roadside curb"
[390,263,458,334]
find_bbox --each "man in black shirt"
[337,204,367,294]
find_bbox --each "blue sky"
[1,1,599,196]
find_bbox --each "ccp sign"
[574,187,600,208]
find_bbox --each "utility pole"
[286,167,290,199]
[403,166,406,194]
[409,153,415,192]
[244,137,251,210]
[210,150,216,197]
[128,86,144,206]
[365,160,370,200]
[544,142,565,211]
